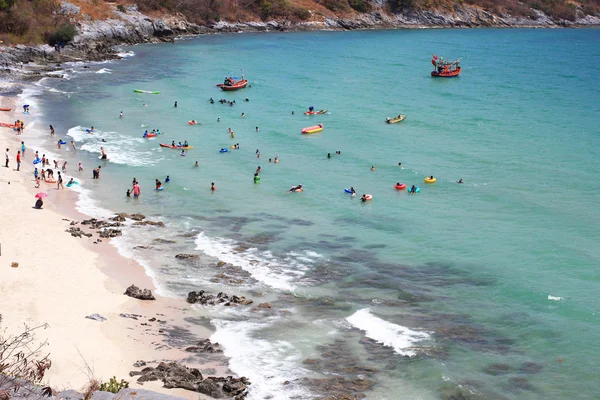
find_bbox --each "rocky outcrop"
[185,339,223,353]
[186,290,253,306]
[130,362,250,398]
[175,253,199,260]
[124,284,156,301]
[66,227,93,238]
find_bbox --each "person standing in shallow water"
[133,181,141,198]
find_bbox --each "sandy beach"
[0,94,216,398]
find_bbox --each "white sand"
[0,95,212,399]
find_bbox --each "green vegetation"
[46,24,77,46]
[99,376,130,393]
[117,4,127,13]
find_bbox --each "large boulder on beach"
[124,284,156,300]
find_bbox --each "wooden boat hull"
[431,67,461,77]
[386,115,406,124]
[217,80,248,91]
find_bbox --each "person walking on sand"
[133,181,140,199]
[49,125,54,136]
[57,171,64,189]
[21,141,25,157]
[16,150,21,171]
[5,148,9,168]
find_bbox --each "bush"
[348,0,371,12]
[46,24,77,46]
[293,6,311,20]
[320,0,351,12]
[116,4,126,13]
[99,376,129,394]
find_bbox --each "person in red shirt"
[16,150,21,171]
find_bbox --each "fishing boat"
[431,55,461,78]
[216,75,248,91]
[385,115,406,124]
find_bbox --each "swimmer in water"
[409,185,417,193]
[100,147,107,160]
[360,194,367,202]
[217,117,221,122]
[171,141,176,147]
[256,166,261,174]
[371,166,375,171]
[327,153,331,159]
[350,187,356,196]
[119,111,123,118]
[155,179,162,190]
[165,175,170,183]
[458,178,463,184]
[174,101,178,108]
[274,156,279,163]
[289,184,303,193]
[398,162,402,167]
[211,182,215,191]
[241,113,245,118]
[180,149,185,156]
[194,161,199,167]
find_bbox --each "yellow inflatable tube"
[424,177,436,183]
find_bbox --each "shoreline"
[0,93,227,399]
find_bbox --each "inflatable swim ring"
[424,177,436,184]
[157,187,164,191]
[394,183,406,190]
[86,129,94,134]
[344,188,352,194]
[361,194,373,201]
[188,121,197,125]
[59,140,67,145]
[33,158,41,164]
[66,181,79,187]
[254,176,260,183]
[45,179,57,184]
[408,187,420,193]
[219,149,228,153]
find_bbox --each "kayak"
[0,108,11,111]
[304,109,328,115]
[159,143,193,150]
[301,124,323,134]
[134,89,160,94]
[385,115,406,124]
[143,133,158,138]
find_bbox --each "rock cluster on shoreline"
[130,361,250,399]
[187,290,253,306]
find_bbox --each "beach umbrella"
[35,192,47,199]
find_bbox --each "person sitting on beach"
[289,184,303,193]
[458,178,463,184]
[155,179,162,190]
[34,198,43,209]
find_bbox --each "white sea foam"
[116,51,135,58]
[211,319,311,400]
[548,295,564,301]
[96,68,112,74]
[67,125,162,167]
[195,232,317,292]
[346,308,429,356]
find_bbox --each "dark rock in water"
[131,362,249,397]
[245,233,278,245]
[129,213,146,221]
[187,290,253,306]
[85,313,106,322]
[438,382,492,400]
[65,227,93,238]
[289,218,313,226]
[303,376,374,398]
[153,238,177,244]
[99,228,122,238]
[133,245,153,250]
[216,261,227,268]
[518,361,543,374]
[133,220,165,227]
[112,213,129,222]
[175,253,199,260]
[257,302,272,309]
[124,284,156,300]
[507,377,534,391]
[185,339,223,353]
[483,363,512,375]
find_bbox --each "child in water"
[211,182,216,191]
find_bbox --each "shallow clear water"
[26,28,600,399]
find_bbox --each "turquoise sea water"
[26,28,600,399]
